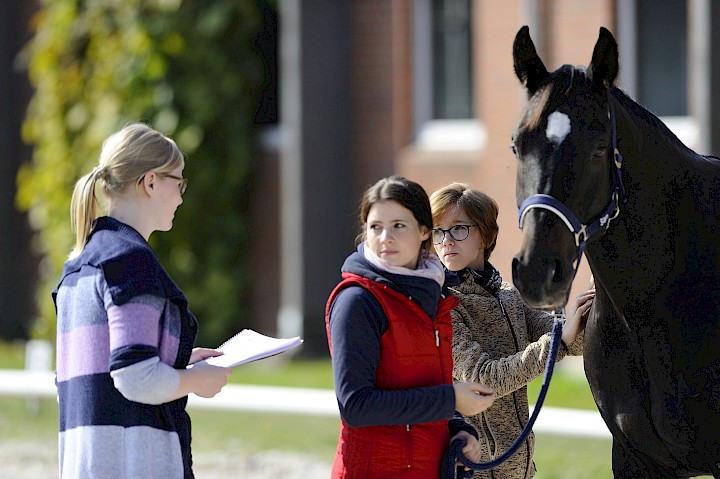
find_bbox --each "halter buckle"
[574,225,588,248]
[614,148,623,169]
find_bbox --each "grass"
[533,433,612,479]
[226,355,335,389]
[1,341,618,477]
[0,340,27,369]
[0,396,58,441]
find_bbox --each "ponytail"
[69,168,101,258]
[67,122,185,258]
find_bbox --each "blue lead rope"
[440,319,564,479]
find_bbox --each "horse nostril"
[551,259,563,283]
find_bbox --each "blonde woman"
[53,123,230,479]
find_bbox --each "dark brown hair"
[358,176,433,251]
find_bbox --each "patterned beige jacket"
[450,270,584,479]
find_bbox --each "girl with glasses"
[430,183,594,479]
[53,123,230,479]
[325,176,495,478]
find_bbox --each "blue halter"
[517,95,627,271]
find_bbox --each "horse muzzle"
[512,219,576,310]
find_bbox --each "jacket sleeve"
[328,286,456,427]
[567,327,585,355]
[523,295,584,356]
[451,294,559,399]
[521,293,584,362]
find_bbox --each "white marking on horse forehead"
[546,111,571,144]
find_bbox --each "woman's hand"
[185,361,231,398]
[451,430,484,470]
[188,347,224,365]
[562,288,595,344]
[185,348,231,398]
[453,382,495,417]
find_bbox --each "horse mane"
[610,88,678,140]
[611,88,720,168]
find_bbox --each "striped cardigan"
[53,216,198,479]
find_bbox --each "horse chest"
[583,296,720,470]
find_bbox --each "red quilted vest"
[325,272,460,478]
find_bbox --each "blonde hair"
[69,123,184,257]
[430,183,499,261]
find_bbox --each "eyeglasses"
[432,225,477,245]
[161,174,188,195]
[138,172,188,195]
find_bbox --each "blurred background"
[3,0,720,352]
[1,0,719,477]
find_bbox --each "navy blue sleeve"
[328,286,456,428]
[102,249,166,306]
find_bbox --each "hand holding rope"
[440,319,563,479]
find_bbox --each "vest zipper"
[405,424,413,468]
[435,329,440,347]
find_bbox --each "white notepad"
[202,329,303,368]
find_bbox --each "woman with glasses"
[53,123,230,479]
[430,183,594,479]
[325,176,495,478]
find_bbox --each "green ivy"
[17,0,264,345]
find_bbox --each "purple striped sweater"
[53,216,198,478]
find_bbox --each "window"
[636,0,687,116]
[617,0,701,148]
[413,0,483,151]
[432,0,473,119]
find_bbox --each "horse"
[510,26,720,478]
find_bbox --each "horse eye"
[593,147,607,159]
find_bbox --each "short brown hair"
[430,183,499,261]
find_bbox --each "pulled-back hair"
[430,182,499,261]
[358,176,433,251]
[69,123,184,257]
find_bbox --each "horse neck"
[611,89,697,189]
[585,91,691,308]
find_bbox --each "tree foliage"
[17,0,265,345]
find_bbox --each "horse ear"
[513,26,548,94]
[587,27,619,89]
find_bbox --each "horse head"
[510,26,621,310]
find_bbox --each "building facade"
[270,0,720,355]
